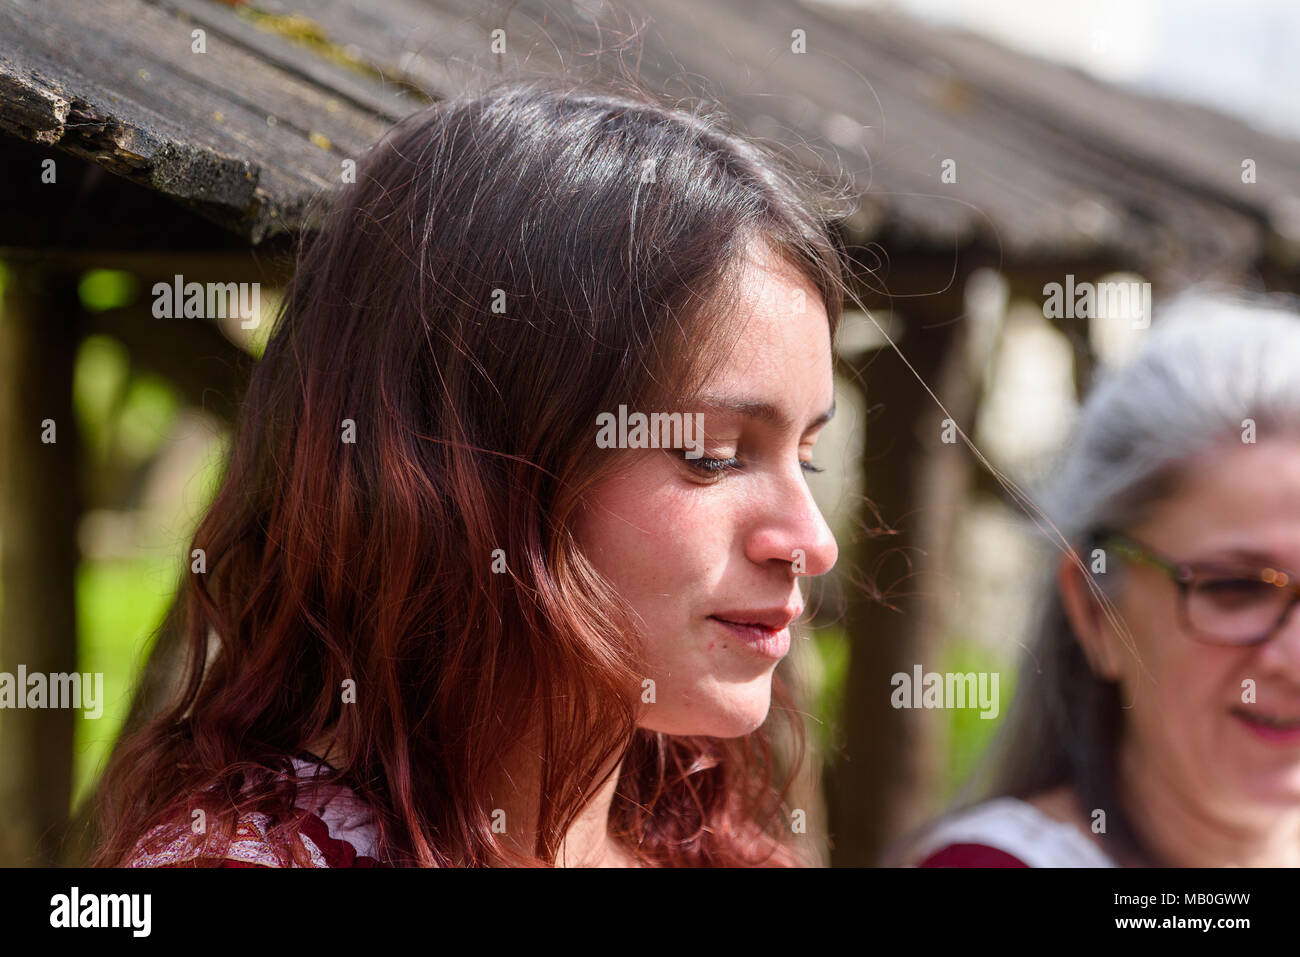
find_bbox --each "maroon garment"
[917,843,1030,867]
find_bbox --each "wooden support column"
[826,259,980,866]
[0,262,84,865]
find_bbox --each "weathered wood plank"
[150,0,430,119]
[0,0,408,239]
[0,0,1295,264]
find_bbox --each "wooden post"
[0,262,83,865]
[826,262,978,865]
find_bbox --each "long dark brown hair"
[90,73,851,867]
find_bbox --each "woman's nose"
[745,470,838,576]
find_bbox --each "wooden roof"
[2,0,1297,275]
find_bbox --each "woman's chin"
[694,697,775,738]
[1241,768,1300,807]
[639,689,774,737]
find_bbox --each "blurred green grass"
[72,555,181,812]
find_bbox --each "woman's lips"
[1232,707,1300,745]
[708,616,791,660]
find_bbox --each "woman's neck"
[1118,735,1300,867]
[488,739,634,867]
[553,767,634,867]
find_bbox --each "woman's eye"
[1196,577,1275,608]
[687,454,740,476]
[681,452,823,479]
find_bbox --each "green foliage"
[77,270,138,312]
[72,335,130,462]
[940,639,1015,799]
[807,623,850,755]
[73,336,181,468]
[115,375,180,462]
[806,626,1015,800]
[65,334,227,812]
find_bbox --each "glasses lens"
[1186,575,1290,643]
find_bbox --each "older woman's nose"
[1259,598,1300,675]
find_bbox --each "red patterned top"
[123,755,384,868]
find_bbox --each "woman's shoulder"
[123,756,384,868]
[909,792,1117,868]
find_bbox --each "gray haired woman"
[902,293,1300,867]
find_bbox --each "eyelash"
[686,455,824,476]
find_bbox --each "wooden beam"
[0,246,296,287]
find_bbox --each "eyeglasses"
[1094,530,1300,647]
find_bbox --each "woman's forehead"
[1135,439,1300,565]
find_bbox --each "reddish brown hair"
[91,73,849,867]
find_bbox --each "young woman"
[902,296,1300,866]
[92,74,847,867]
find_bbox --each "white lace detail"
[287,757,380,859]
[125,807,330,868]
[910,797,1117,868]
[124,757,379,867]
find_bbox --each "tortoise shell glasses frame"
[1092,530,1300,647]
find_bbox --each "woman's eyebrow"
[693,395,836,433]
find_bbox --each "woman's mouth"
[1232,707,1300,745]
[708,615,792,660]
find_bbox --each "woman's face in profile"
[573,243,839,737]
[1092,438,1300,810]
